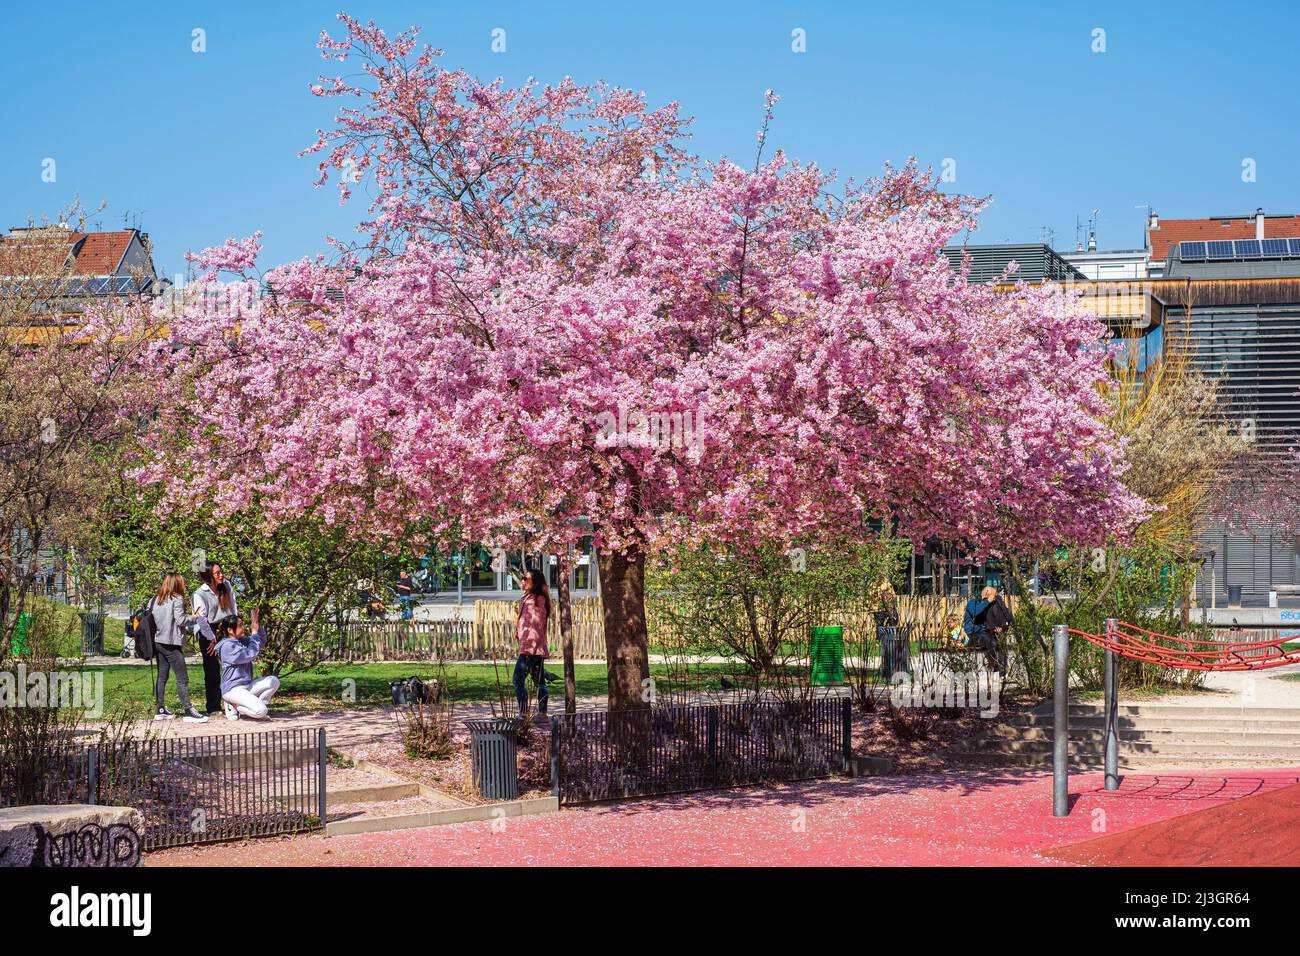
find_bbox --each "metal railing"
[0,727,327,850]
[550,698,850,804]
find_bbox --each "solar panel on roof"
[1262,238,1289,257]
[1207,240,1235,259]
[1290,238,1300,256]
[1180,241,1207,260]
[1234,240,1261,258]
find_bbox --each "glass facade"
[439,536,598,593]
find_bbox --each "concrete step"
[1060,704,1300,718]
[987,733,1300,749]
[1012,714,1300,731]
[963,737,1300,757]
[951,750,1300,769]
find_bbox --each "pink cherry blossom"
[128,14,1147,711]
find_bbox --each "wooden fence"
[475,597,607,659]
[319,620,481,662]
[646,593,1021,648]
[319,596,606,662]
[319,594,1019,663]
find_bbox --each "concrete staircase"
[956,702,1300,769]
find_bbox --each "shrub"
[394,671,456,760]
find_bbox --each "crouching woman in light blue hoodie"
[216,608,280,721]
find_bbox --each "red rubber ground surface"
[148,767,1300,867]
[1047,779,1300,866]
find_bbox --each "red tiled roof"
[70,230,135,274]
[0,227,137,276]
[1149,215,1300,261]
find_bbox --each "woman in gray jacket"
[150,572,212,722]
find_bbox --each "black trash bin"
[464,717,523,800]
[878,625,911,680]
[79,612,105,656]
[1226,584,1244,607]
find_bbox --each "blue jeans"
[513,654,547,716]
[399,596,413,620]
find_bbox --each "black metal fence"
[550,698,851,804]
[0,727,327,850]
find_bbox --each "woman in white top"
[193,561,238,715]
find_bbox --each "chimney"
[1148,211,1158,230]
[1255,208,1265,240]
[1087,229,1097,252]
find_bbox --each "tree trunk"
[556,550,577,715]
[598,544,651,712]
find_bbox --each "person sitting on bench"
[217,608,280,720]
[983,586,1012,672]
[962,587,992,657]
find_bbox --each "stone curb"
[325,795,559,837]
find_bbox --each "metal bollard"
[464,717,523,800]
[1052,623,1069,817]
[1103,618,1120,791]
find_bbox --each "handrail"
[1068,621,1300,671]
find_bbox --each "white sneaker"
[223,701,240,721]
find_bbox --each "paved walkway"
[127,686,865,746]
[146,766,1300,867]
[1146,664,1300,707]
[124,700,574,748]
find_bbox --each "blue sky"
[3,1,1298,281]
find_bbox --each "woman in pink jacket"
[513,569,551,719]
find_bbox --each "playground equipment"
[1052,619,1300,816]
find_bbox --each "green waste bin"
[12,611,31,656]
[809,626,844,686]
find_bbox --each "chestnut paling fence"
[317,595,995,663]
[548,698,852,804]
[317,618,607,661]
[0,727,327,850]
[319,597,606,661]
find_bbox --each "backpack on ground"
[127,600,156,661]
[390,676,437,706]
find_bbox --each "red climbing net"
[1071,621,1300,671]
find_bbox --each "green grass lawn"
[14,596,87,656]
[78,660,766,718]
